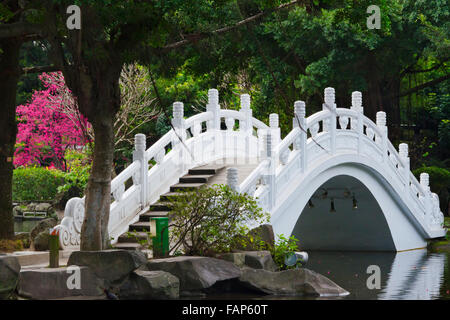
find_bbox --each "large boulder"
[0,255,21,299]
[119,270,179,299]
[33,231,50,251]
[35,203,52,212]
[30,218,57,248]
[68,250,147,284]
[18,266,104,300]
[238,267,349,297]
[144,256,241,292]
[216,251,278,272]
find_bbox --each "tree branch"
[0,21,41,39]
[21,65,61,75]
[162,0,302,51]
[397,74,450,98]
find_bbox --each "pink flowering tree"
[14,72,91,170]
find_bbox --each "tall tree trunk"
[0,39,21,240]
[66,64,122,251]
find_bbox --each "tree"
[14,72,89,170]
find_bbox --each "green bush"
[57,149,91,195]
[13,167,65,201]
[268,234,302,270]
[413,166,450,214]
[168,185,269,256]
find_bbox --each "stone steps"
[112,165,224,251]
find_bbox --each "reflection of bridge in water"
[305,250,446,300]
[55,87,446,252]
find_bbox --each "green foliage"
[57,149,91,195]
[267,234,301,270]
[168,184,269,256]
[12,167,65,201]
[413,166,450,193]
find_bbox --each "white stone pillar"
[133,133,148,208]
[376,111,388,163]
[324,87,336,154]
[227,167,239,192]
[240,94,252,164]
[399,143,410,190]
[351,91,364,154]
[172,101,186,171]
[294,100,307,172]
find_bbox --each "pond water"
[304,250,449,300]
[205,249,449,300]
[14,220,40,233]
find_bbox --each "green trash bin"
[150,217,169,258]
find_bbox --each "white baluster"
[240,94,252,164]
[207,89,220,160]
[376,111,388,163]
[420,172,432,218]
[339,116,349,129]
[172,101,186,171]
[226,117,235,131]
[227,167,239,192]
[294,100,307,172]
[324,87,336,154]
[351,91,364,154]
[133,133,148,207]
[399,143,410,190]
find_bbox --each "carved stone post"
[133,133,148,208]
[269,113,281,149]
[263,131,276,210]
[294,100,307,172]
[240,94,252,163]
[420,172,432,217]
[227,167,239,192]
[399,143,410,190]
[351,91,364,154]
[172,101,186,171]
[207,89,220,161]
[376,111,388,163]
[324,87,336,154]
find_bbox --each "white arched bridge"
[55,88,446,252]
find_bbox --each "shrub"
[56,149,91,195]
[413,166,450,214]
[267,234,301,270]
[168,185,269,256]
[0,240,24,253]
[12,167,65,201]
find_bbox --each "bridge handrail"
[145,129,174,160]
[240,159,270,194]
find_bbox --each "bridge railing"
[55,89,269,249]
[237,87,444,233]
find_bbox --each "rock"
[30,218,57,246]
[216,251,278,272]
[238,268,349,296]
[216,252,246,267]
[68,250,147,284]
[145,256,241,291]
[233,224,275,251]
[34,230,51,251]
[119,270,179,299]
[243,251,278,272]
[18,266,104,300]
[35,203,52,212]
[14,232,31,249]
[0,255,21,299]
[13,206,23,217]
